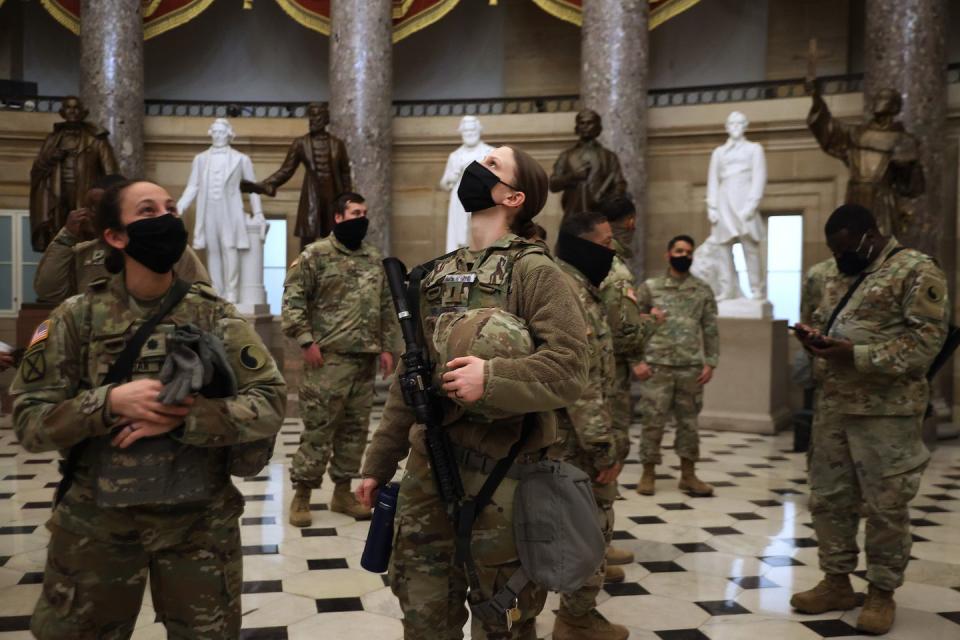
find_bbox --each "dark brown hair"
[504,145,548,238]
[95,178,136,273]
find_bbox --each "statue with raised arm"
[807,75,923,236]
[696,111,767,301]
[549,109,626,219]
[29,96,118,252]
[178,118,265,304]
[241,102,351,249]
[440,116,494,252]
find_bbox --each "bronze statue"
[549,109,626,219]
[807,79,924,236]
[241,102,352,248]
[29,96,118,252]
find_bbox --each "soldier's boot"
[289,485,312,528]
[790,573,859,614]
[678,458,714,497]
[553,610,629,640]
[857,585,896,635]
[604,565,625,584]
[330,482,372,520]
[637,464,656,496]
[606,545,634,565]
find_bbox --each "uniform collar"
[663,269,693,287]
[863,236,900,274]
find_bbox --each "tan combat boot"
[637,463,656,495]
[790,573,859,614]
[857,584,896,635]
[330,482,372,520]
[678,458,714,497]
[606,545,634,565]
[604,565,625,584]
[553,610,629,640]
[289,485,312,528]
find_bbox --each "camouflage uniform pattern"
[599,242,657,461]
[800,258,840,326]
[282,234,399,489]
[636,272,719,465]
[554,259,619,617]
[10,274,286,639]
[34,226,210,304]
[362,234,590,639]
[808,237,948,591]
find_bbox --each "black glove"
[167,324,239,400]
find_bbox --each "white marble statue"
[178,118,266,304]
[697,111,767,302]
[440,116,495,252]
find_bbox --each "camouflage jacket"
[34,226,210,304]
[556,259,618,468]
[281,235,399,354]
[813,236,948,416]
[362,234,589,485]
[10,275,286,540]
[637,271,719,367]
[600,249,656,361]
[801,258,842,326]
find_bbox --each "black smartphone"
[790,325,830,348]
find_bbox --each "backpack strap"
[825,247,905,336]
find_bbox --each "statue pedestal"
[700,317,791,434]
[237,220,269,316]
[718,298,773,319]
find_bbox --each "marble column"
[80,0,144,178]
[864,0,948,258]
[329,0,393,254]
[581,0,649,277]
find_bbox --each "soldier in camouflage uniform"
[552,212,629,640]
[10,180,286,639]
[282,192,399,525]
[791,204,948,635]
[34,176,209,305]
[357,146,589,639]
[635,234,719,496]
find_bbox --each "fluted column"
[864,0,947,257]
[581,0,649,276]
[329,0,394,253]
[80,0,144,178]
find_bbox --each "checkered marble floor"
[0,413,958,639]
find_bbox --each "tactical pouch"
[90,436,215,508]
[227,436,277,478]
[512,459,605,593]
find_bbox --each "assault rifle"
[382,257,465,517]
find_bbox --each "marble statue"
[177,118,266,304]
[29,96,119,252]
[440,116,495,252]
[807,85,924,236]
[241,102,352,249]
[549,109,626,219]
[694,111,767,302]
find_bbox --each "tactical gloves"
[158,324,238,405]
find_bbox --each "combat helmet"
[432,307,534,419]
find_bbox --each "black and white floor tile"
[0,410,958,639]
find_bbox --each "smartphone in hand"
[789,325,830,348]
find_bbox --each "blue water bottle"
[361,482,401,573]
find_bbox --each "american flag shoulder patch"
[28,320,51,348]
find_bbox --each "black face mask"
[835,233,875,276]
[457,161,519,213]
[669,255,693,273]
[333,216,369,250]
[124,214,188,274]
[555,231,616,288]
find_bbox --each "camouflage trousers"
[808,408,929,591]
[638,364,703,465]
[32,521,241,639]
[389,449,547,639]
[610,359,633,463]
[292,352,376,488]
[559,450,617,618]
